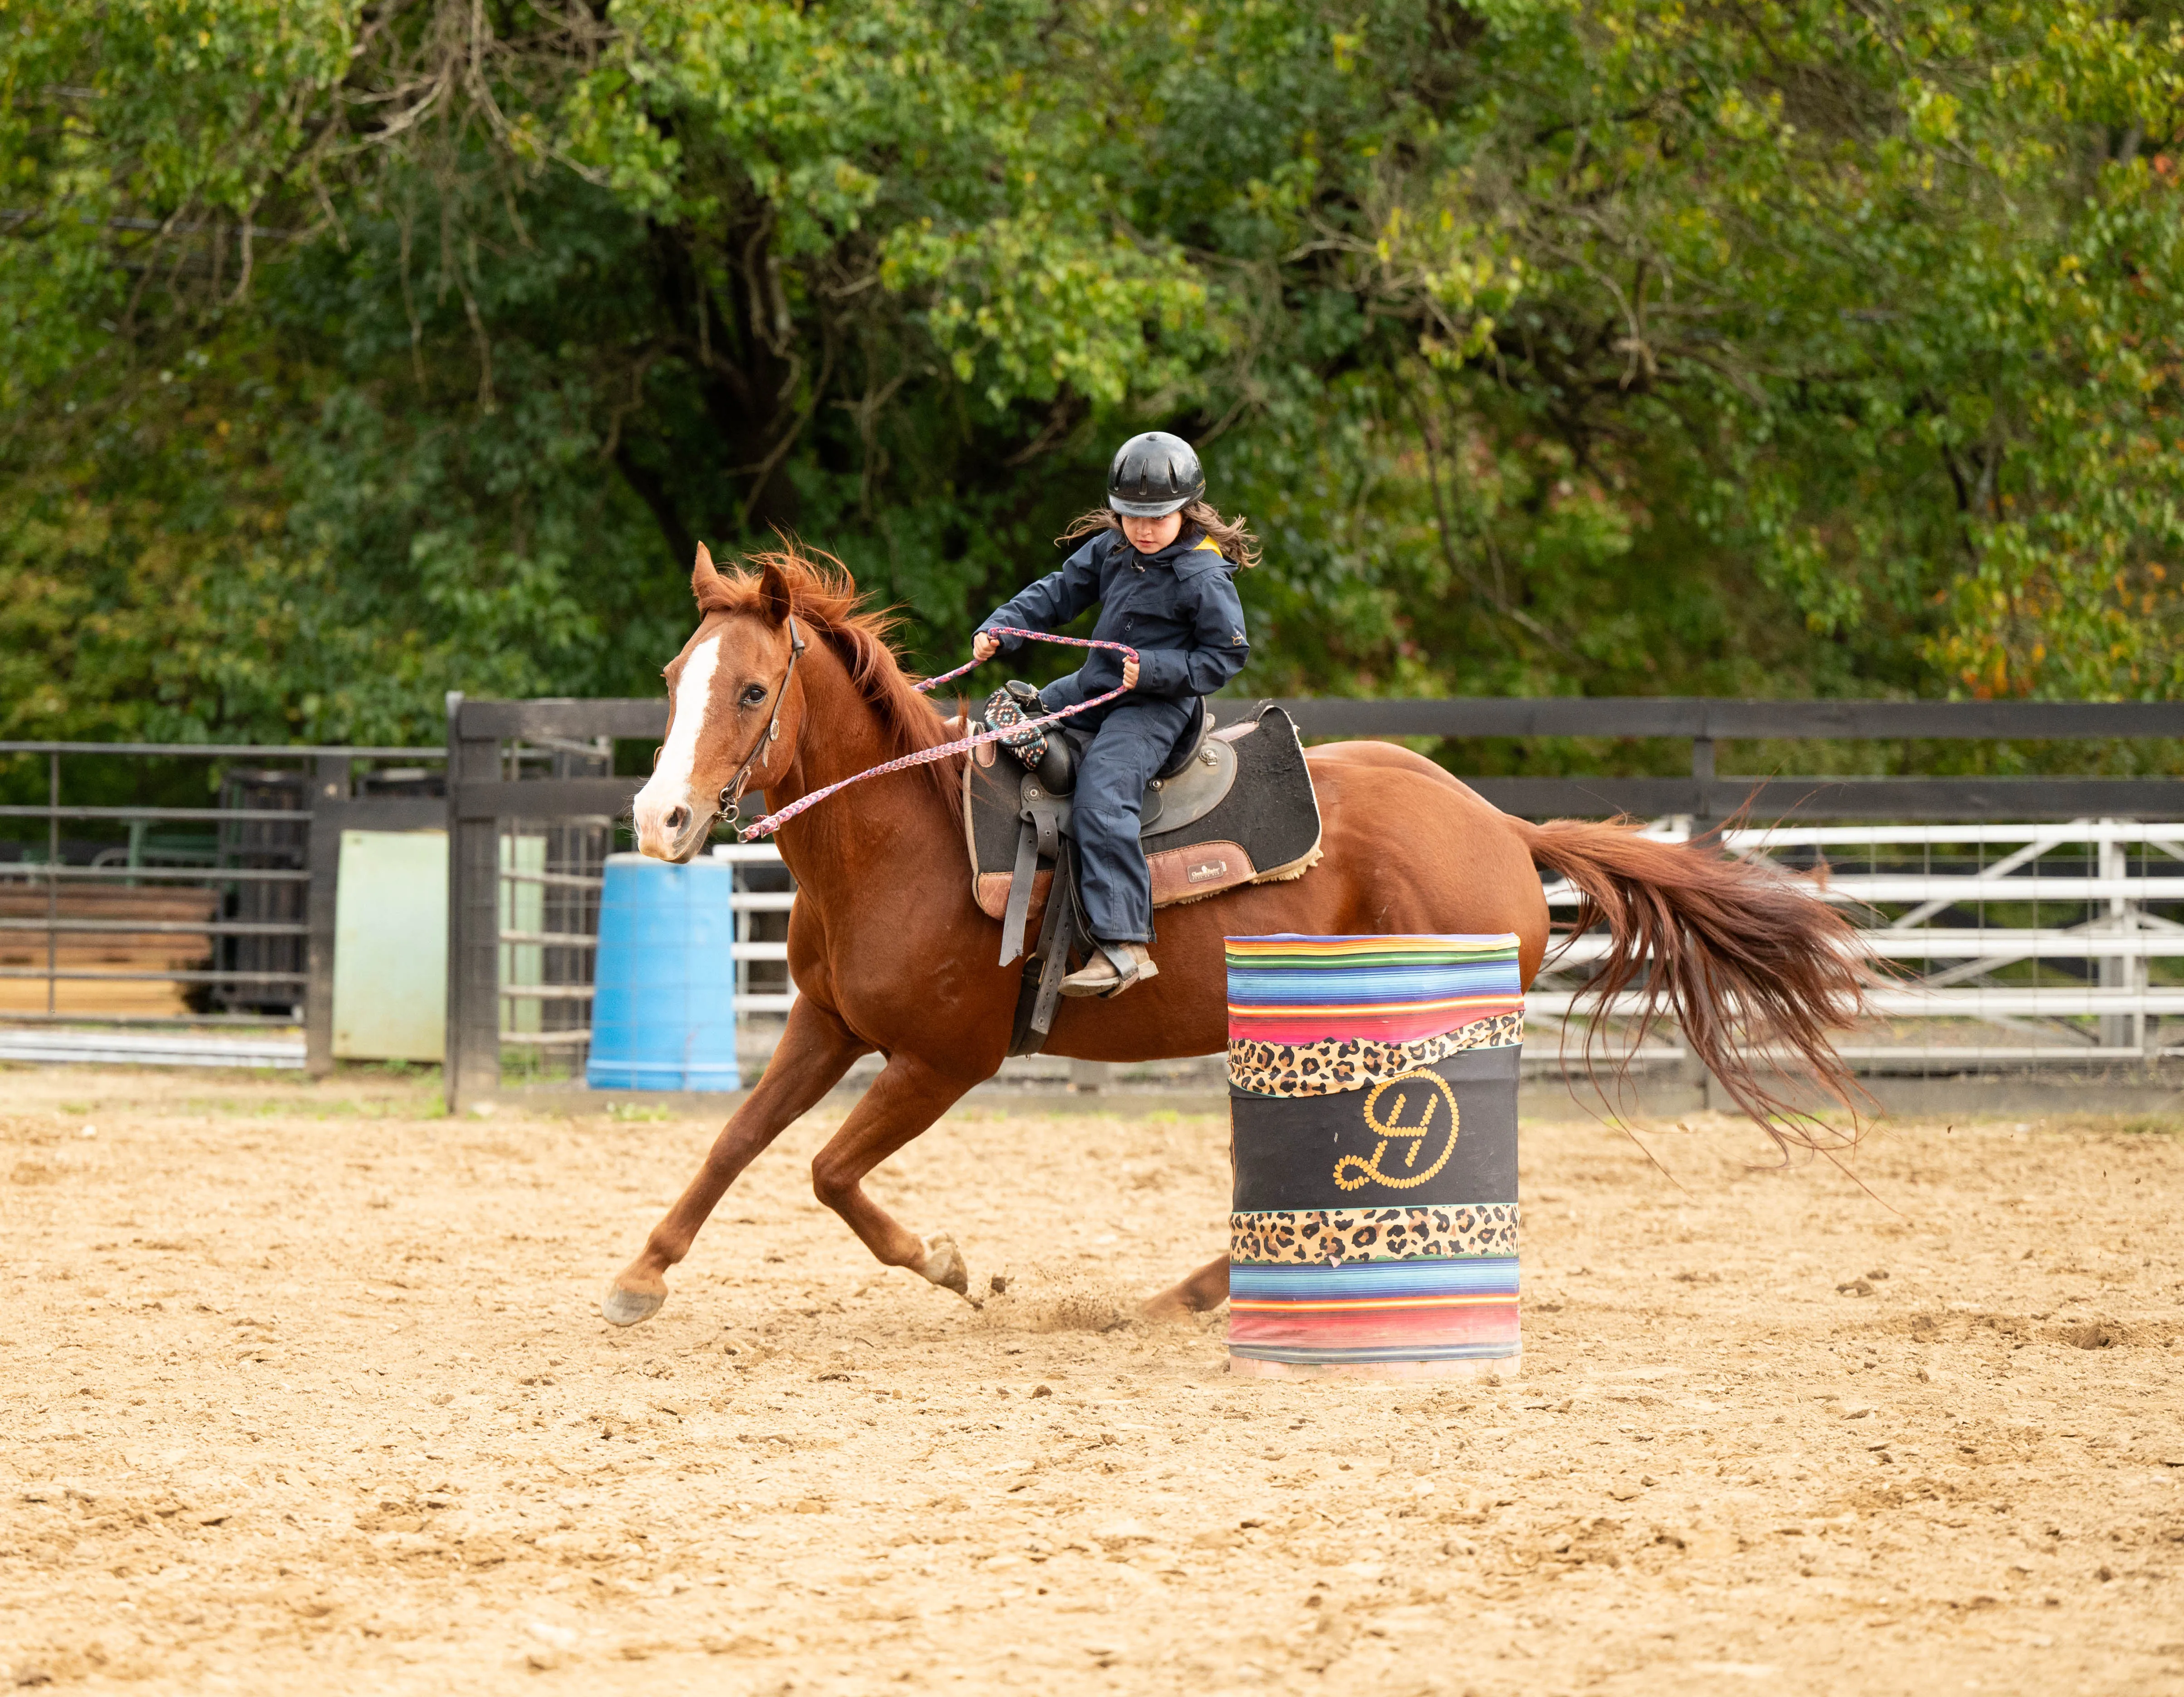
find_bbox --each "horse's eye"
[741,683,769,706]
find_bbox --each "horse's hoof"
[600,1282,666,1327]
[1139,1291,1194,1323]
[920,1234,971,1299]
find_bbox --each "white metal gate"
[717,820,2184,1070]
[1531,818,2184,1067]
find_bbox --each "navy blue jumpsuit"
[978,527,1250,944]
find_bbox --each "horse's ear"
[691,541,722,607]
[757,556,794,627]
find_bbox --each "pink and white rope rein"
[733,627,1139,842]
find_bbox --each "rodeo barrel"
[585,853,741,1093]
[1225,933,1523,1379]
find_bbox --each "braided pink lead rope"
[734,627,1139,842]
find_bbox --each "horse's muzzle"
[632,784,715,863]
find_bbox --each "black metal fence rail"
[1262,697,2184,820]
[1263,698,2184,738]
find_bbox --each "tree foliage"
[2,0,2180,758]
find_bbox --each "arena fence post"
[303,755,350,1077]
[1689,734,1716,829]
[442,693,502,1113]
[2096,820,2143,1057]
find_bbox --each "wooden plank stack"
[0,882,218,1015]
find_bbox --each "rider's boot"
[1059,941,1159,1000]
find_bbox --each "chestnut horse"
[602,543,1865,1327]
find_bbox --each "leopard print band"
[1231,1203,1519,1266]
[1228,1009,1523,1099]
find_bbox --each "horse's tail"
[1514,817,1873,1157]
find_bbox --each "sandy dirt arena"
[1,1064,2181,1696]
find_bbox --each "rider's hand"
[972,630,999,664]
[1121,654,1140,691]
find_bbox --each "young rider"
[972,432,1258,998]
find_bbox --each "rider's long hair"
[1059,499,1261,569]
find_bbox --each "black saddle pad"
[964,704,1322,922]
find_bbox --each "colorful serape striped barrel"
[1226,933,1523,1379]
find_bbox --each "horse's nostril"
[664,804,690,833]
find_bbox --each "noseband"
[716,614,806,823]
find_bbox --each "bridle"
[715,614,806,824]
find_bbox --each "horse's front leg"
[601,996,869,1326]
[808,1050,982,1298]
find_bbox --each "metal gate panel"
[331,829,448,1062]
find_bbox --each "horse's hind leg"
[1142,1255,1229,1321]
[603,997,868,1326]
[808,1052,980,1298]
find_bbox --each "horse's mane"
[695,541,961,803]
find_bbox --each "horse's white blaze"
[633,633,720,857]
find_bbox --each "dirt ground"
[1,1065,2180,1696]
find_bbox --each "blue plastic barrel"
[585,853,741,1092]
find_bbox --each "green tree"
[1,0,2178,764]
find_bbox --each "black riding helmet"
[1107,431,1204,517]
